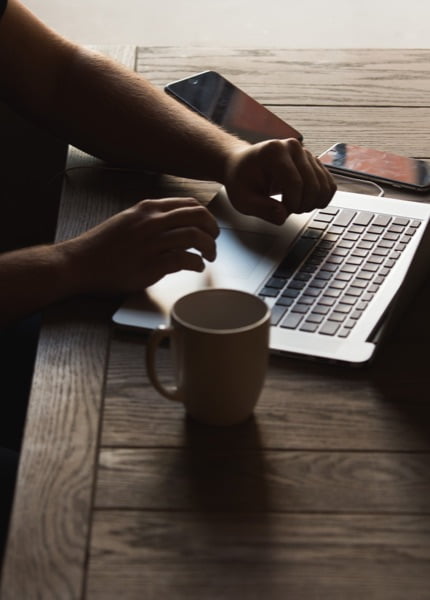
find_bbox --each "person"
[0,0,336,560]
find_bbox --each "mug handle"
[146,325,181,402]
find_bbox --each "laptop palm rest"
[112,189,310,330]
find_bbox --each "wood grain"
[136,47,430,107]
[95,447,430,513]
[87,511,430,600]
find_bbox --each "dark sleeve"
[0,0,7,20]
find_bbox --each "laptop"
[113,188,430,365]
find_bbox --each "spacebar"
[273,236,319,278]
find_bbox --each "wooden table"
[2,47,430,600]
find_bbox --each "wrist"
[218,139,250,184]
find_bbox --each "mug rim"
[172,288,271,335]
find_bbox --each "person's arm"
[0,197,219,326]
[0,0,335,226]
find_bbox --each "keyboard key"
[302,228,323,239]
[345,256,363,266]
[341,264,358,274]
[339,294,357,305]
[266,277,287,289]
[281,313,303,329]
[343,232,360,242]
[361,262,378,272]
[294,271,313,281]
[353,211,373,226]
[356,270,373,281]
[315,270,333,281]
[300,295,316,305]
[373,214,391,227]
[356,300,369,311]
[377,240,395,249]
[292,303,311,314]
[337,240,355,249]
[351,248,369,258]
[308,220,329,231]
[307,313,324,324]
[276,296,294,307]
[313,304,330,315]
[270,305,288,326]
[282,288,301,298]
[325,288,342,298]
[383,232,400,241]
[259,287,279,297]
[289,280,307,290]
[393,217,409,226]
[305,287,323,297]
[320,321,340,336]
[329,280,347,290]
[368,225,384,235]
[331,248,349,257]
[300,322,319,333]
[334,302,351,313]
[314,212,335,223]
[329,311,347,322]
[346,286,362,297]
[367,254,384,264]
[363,233,379,243]
[372,247,389,257]
[309,279,327,289]
[338,327,351,338]
[328,226,344,235]
[333,209,356,227]
[349,224,366,234]
[319,296,336,306]
[357,241,374,250]
[318,207,339,216]
[388,225,406,234]
[351,278,368,288]
[342,319,354,329]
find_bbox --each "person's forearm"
[0,244,77,326]
[49,47,248,183]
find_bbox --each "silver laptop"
[113,188,430,365]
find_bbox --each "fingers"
[134,197,219,239]
[225,138,337,225]
[154,226,217,262]
[148,249,207,283]
[262,139,336,215]
[74,196,221,294]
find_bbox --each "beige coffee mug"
[146,288,271,426]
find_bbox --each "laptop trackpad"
[113,189,310,330]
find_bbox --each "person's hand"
[223,138,337,225]
[60,197,219,294]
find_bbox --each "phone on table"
[319,142,430,193]
[164,70,303,144]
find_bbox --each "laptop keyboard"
[258,206,422,338]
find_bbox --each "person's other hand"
[61,197,219,294]
[224,138,337,225]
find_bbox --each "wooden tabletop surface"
[2,46,430,600]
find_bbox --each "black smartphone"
[319,142,430,193]
[164,70,303,144]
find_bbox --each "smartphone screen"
[165,70,303,144]
[319,142,430,192]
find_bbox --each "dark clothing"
[0,314,40,564]
[0,0,7,20]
